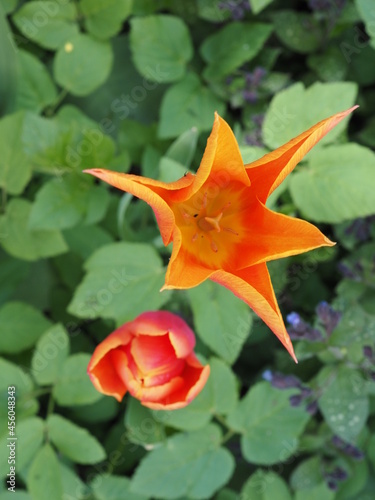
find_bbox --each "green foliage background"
[1,0,375,498]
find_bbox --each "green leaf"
[165,127,198,168]
[53,34,113,96]
[63,224,113,260]
[68,242,171,323]
[53,353,103,406]
[0,112,31,196]
[131,424,234,499]
[0,301,52,354]
[130,15,193,83]
[91,475,148,500]
[0,359,37,425]
[0,198,68,261]
[290,144,375,223]
[290,456,323,491]
[158,157,187,183]
[272,11,324,54]
[68,396,119,424]
[0,255,30,306]
[29,176,108,230]
[31,324,70,386]
[59,462,87,500]
[15,50,57,113]
[227,382,310,465]
[262,82,357,150]
[318,366,369,442]
[81,0,132,40]
[308,46,348,82]
[251,0,274,14]
[13,1,79,50]
[0,0,18,14]
[159,73,225,139]
[153,358,238,431]
[27,444,63,500]
[356,0,375,40]
[125,398,166,446]
[200,23,272,80]
[188,280,252,364]
[48,414,106,464]
[0,417,44,478]
[294,483,335,500]
[241,470,292,500]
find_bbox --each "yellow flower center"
[173,181,247,269]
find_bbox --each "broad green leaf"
[262,82,357,150]
[188,280,252,364]
[153,358,238,431]
[59,462,87,500]
[159,73,225,139]
[63,224,113,259]
[0,112,31,195]
[0,0,18,14]
[227,382,310,465]
[125,398,166,446]
[0,255,30,306]
[290,456,323,491]
[158,157,187,183]
[27,444,63,500]
[48,414,106,464]
[197,0,231,22]
[31,324,70,385]
[91,475,148,500]
[29,176,87,230]
[165,127,198,168]
[0,301,51,354]
[130,15,193,83]
[68,242,171,323]
[0,492,30,499]
[54,34,113,96]
[308,46,348,82]
[68,396,119,424]
[29,176,108,230]
[356,0,375,40]
[241,470,292,500]
[295,483,335,500]
[0,359,37,426]
[81,0,132,39]
[318,366,369,442]
[251,0,274,14]
[0,6,17,115]
[53,353,102,406]
[131,424,234,499]
[0,417,44,476]
[13,1,79,50]
[15,50,57,112]
[0,198,68,261]
[290,144,375,223]
[272,11,324,53]
[200,23,272,80]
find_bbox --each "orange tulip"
[85,106,357,362]
[87,311,210,410]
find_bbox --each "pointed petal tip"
[324,236,336,247]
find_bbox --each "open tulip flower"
[87,311,210,410]
[85,106,357,362]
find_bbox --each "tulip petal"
[162,228,216,291]
[234,197,334,270]
[142,357,210,410]
[245,106,358,203]
[84,168,194,245]
[131,311,196,356]
[189,113,250,195]
[88,349,129,402]
[211,264,297,362]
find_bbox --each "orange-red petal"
[84,168,194,245]
[234,197,335,270]
[245,106,358,203]
[211,264,297,362]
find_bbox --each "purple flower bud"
[289,394,303,407]
[329,466,348,481]
[270,373,302,390]
[306,400,318,415]
[326,479,338,491]
[287,312,301,327]
[363,345,373,360]
[243,90,258,103]
[316,302,341,335]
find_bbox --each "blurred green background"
[1,0,375,499]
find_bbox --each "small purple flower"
[316,301,342,335]
[363,345,373,360]
[331,435,364,460]
[289,394,303,407]
[306,400,318,415]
